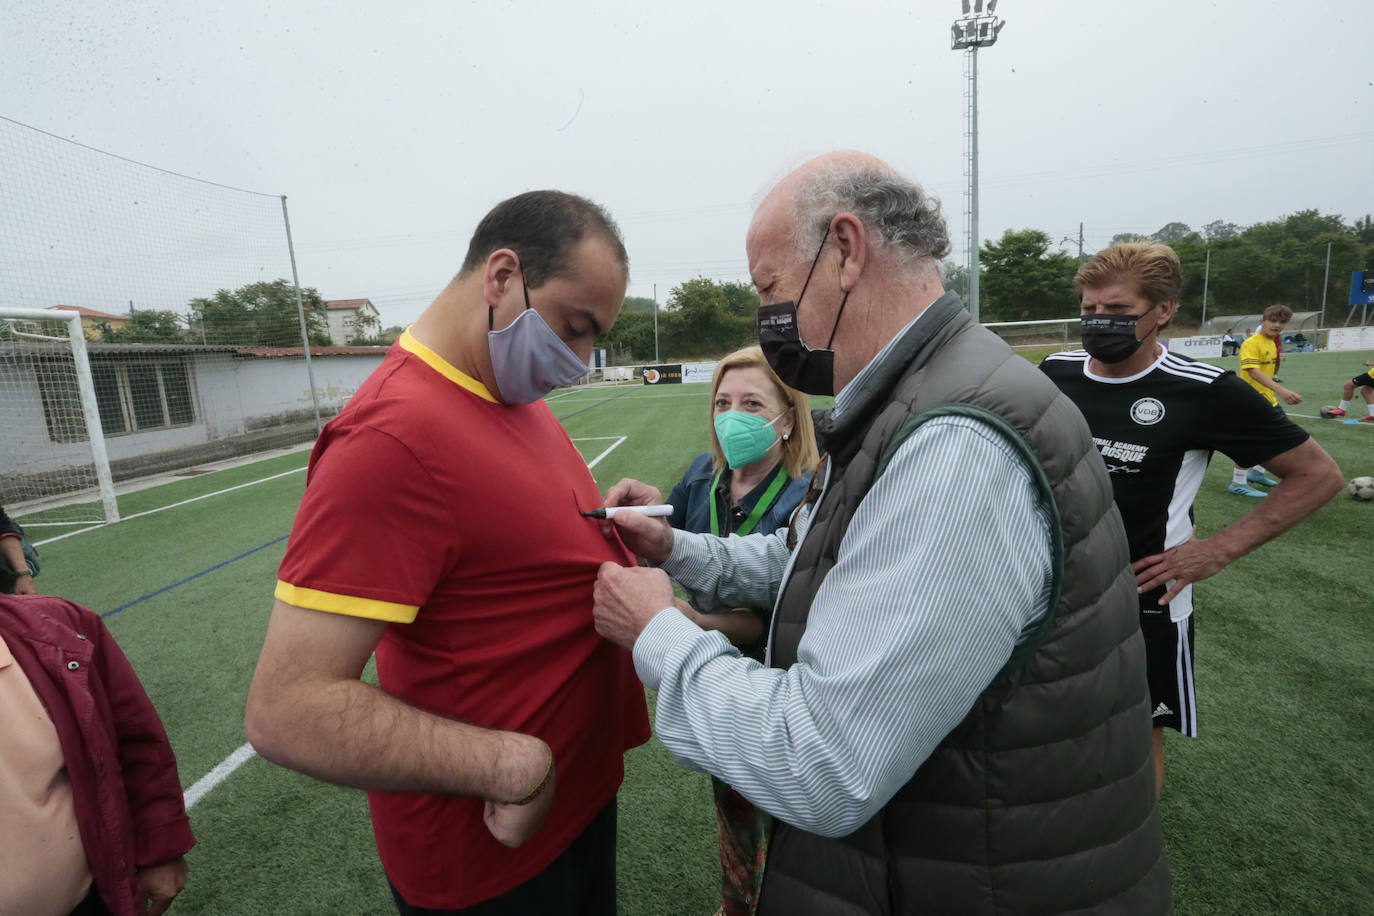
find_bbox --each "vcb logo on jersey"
[1130,397,1165,425]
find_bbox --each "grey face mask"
[487,271,589,404]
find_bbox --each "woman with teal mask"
[665,345,818,916]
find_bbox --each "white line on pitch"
[184,742,257,810]
[33,466,308,547]
[585,437,627,470]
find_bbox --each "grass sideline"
[16,350,1374,914]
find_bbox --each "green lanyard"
[710,465,789,537]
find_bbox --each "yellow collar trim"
[399,327,497,403]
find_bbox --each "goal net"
[0,310,119,526]
[0,116,361,531]
[984,317,1083,358]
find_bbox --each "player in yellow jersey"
[1230,305,1303,496]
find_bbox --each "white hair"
[792,164,951,268]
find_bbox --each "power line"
[0,114,280,198]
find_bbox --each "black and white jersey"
[1041,347,1309,620]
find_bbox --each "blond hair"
[1075,243,1183,306]
[707,346,819,479]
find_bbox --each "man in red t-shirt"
[246,190,649,914]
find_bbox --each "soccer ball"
[1319,405,1341,419]
[1349,477,1374,501]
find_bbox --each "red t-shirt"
[276,330,649,908]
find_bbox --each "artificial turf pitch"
[18,349,1374,914]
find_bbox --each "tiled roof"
[47,305,127,321]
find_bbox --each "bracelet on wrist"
[513,746,554,806]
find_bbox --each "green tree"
[345,310,383,345]
[1150,222,1193,244]
[189,279,330,347]
[1354,215,1374,244]
[663,277,759,357]
[940,260,969,300]
[596,309,657,362]
[101,310,187,344]
[1202,220,1243,242]
[979,229,1079,322]
[621,296,657,313]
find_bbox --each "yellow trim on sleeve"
[275,580,419,623]
[398,327,497,403]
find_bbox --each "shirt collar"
[832,307,933,420]
[398,327,498,403]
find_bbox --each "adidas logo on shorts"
[1152,702,1174,717]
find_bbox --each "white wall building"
[323,298,381,346]
[1,342,386,503]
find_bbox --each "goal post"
[983,317,1082,359]
[1,308,120,525]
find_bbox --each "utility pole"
[1319,241,1332,329]
[1059,222,1086,262]
[653,283,659,363]
[1201,249,1211,330]
[951,0,1006,324]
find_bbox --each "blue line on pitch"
[554,387,636,422]
[102,534,289,619]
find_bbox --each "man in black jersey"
[1041,243,1343,796]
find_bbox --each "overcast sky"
[3,0,1371,327]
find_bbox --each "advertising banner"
[680,361,718,384]
[1327,327,1374,352]
[641,364,683,384]
[1167,335,1224,358]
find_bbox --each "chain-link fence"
[0,117,384,523]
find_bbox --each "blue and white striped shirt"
[634,314,1054,838]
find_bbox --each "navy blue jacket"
[667,453,810,540]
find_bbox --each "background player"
[1232,305,1303,496]
[1324,361,1374,422]
[1042,243,1344,795]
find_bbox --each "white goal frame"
[983,317,1081,353]
[2,307,120,524]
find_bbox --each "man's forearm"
[0,535,28,572]
[1245,367,1281,393]
[246,675,546,803]
[663,525,793,611]
[1211,467,1342,564]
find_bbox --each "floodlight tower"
[951,0,1005,324]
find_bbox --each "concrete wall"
[3,351,385,486]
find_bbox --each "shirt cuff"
[632,606,700,690]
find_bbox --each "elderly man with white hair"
[593,151,1171,914]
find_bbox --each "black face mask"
[757,226,850,396]
[1080,309,1155,364]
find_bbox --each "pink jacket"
[0,595,195,916]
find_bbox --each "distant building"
[47,305,128,341]
[323,298,381,346]
[2,340,387,507]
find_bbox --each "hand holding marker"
[580,504,673,519]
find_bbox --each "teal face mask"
[714,409,787,470]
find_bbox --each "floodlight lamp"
[952,0,1005,49]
